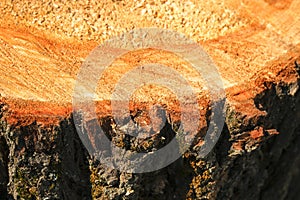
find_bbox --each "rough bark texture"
[0,72,299,199]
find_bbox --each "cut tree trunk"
[0,0,299,199]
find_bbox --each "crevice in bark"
[215,76,300,200]
[0,135,9,198]
[58,118,92,200]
